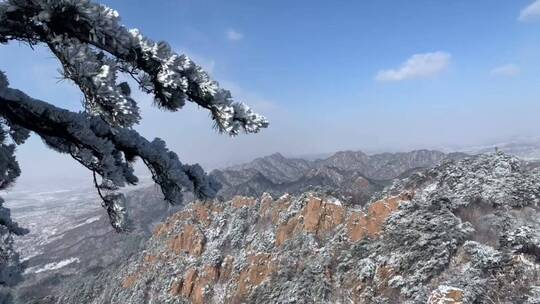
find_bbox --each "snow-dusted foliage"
[50,37,140,127]
[0,0,269,134]
[0,82,222,230]
[0,196,27,289]
[374,152,540,302]
[0,88,28,301]
[0,0,269,232]
[462,241,505,269]
[0,1,268,297]
[381,151,540,209]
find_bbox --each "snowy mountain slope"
[3,185,180,303]
[51,153,540,303]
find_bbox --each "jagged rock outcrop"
[52,152,540,303]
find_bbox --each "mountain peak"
[266,152,286,160]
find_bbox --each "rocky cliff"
[53,153,540,303]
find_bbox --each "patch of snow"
[326,197,342,206]
[69,215,102,230]
[424,182,437,193]
[95,65,111,80]
[428,285,464,304]
[279,193,290,200]
[25,257,80,274]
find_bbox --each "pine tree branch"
[0,81,220,229]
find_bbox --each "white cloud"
[519,0,540,21]
[490,64,520,77]
[375,51,451,82]
[226,29,244,41]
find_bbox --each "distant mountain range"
[210,149,467,205]
[456,137,540,160]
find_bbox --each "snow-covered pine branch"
[0,0,269,134]
[0,73,222,230]
[0,0,269,232]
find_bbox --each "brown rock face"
[181,268,198,298]
[153,221,172,237]
[170,257,235,304]
[427,286,464,304]
[275,216,300,247]
[154,202,221,237]
[169,281,182,296]
[153,211,189,237]
[170,268,206,303]
[275,196,345,246]
[374,265,401,298]
[141,192,413,303]
[168,224,206,256]
[191,203,212,227]
[232,196,257,208]
[122,254,163,289]
[219,256,235,282]
[169,253,276,304]
[303,197,345,233]
[143,254,158,265]
[273,193,412,246]
[346,192,413,241]
[235,253,276,300]
[268,194,293,223]
[192,266,220,304]
[121,274,138,289]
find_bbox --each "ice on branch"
[0,79,222,231]
[50,37,140,127]
[0,0,267,234]
[0,0,269,134]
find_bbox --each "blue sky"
[100,0,540,106]
[2,0,540,187]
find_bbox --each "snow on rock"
[52,153,540,303]
[428,285,464,304]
